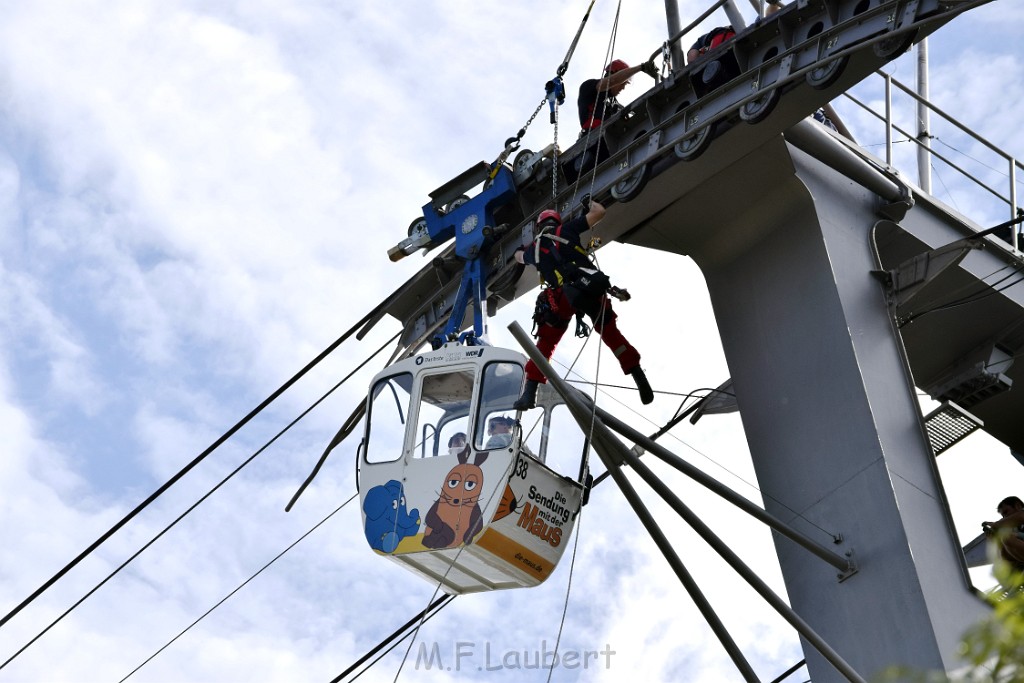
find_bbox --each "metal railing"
[842,70,1022,251]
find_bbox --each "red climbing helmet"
[537,209,561,229]
[605,59,630,75]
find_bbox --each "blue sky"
[1,1,1023,681]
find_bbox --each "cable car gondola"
[357,343,584,594]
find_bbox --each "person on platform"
[983,495,1024,573]
[578,59,656,134]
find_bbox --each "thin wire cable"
[1,333,398,672]
[932,136,1024,187]
[902,261,1016,314]
[390,454,518,682]
[557,0,598,74]
[565,0,624,213]
[900,264,1024,326]
[588,0,624,204]
[917,272,1024,316]
[120,494,357,682]
[334,595,454,683]
[580,291,608,491]
[929,266,1023,308]
[768,658,808,683]
[546,285,605,679]
[0,308,393,633]
[544,500,586,683]
[563,0,634,497]
[552,359,841,542]
[930,160,961,213]
[390,567,453,683]
[565,380,732,400]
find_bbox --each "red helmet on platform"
[536,209,561,231]
[605,59,629,75]
[537,209,561,229]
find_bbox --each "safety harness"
[532,224,594,287]
[530,286,593,339]
[529,221,610,339]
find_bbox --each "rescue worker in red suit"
[577,59,657,167]
[577,59,652,133]
[512,200,654,410]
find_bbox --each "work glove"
[608,286,631,301]
[641,60,658,78]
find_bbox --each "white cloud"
[0,1,1022,682]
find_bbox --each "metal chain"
[552,104,560,200]
[523,98,545,134]
[495,0,594,186]
[492,98,547,174]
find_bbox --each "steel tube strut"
[580,394,856,574]
[593,424,763,682]
[510,324,761,682]
[610,432,866,683]
[509,322,867,683]
[783,119,902,204]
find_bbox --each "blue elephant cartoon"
[363,479,421,553]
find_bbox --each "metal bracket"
[922,342,1014,410]
[837,547,858,583]
[876,238,981,310]
[878,181,915,221]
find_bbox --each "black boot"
[630,367,654,405]
[514,380,540,411]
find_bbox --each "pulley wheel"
[806,55,848,90]
[609,163,650,203]
[873,29,918,60]
[739,89,780,124]
[513,149,534,175]
[408,216,427,237]
[444,195,469,214]
[674,126,712,161]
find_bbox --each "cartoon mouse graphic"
[422,450,488,549]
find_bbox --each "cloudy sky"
[1,1,1022,682]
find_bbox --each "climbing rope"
[566,0,624,214]
[587,0,624,202]
[544,502,587,683]
[530,0,626,507]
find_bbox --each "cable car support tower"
[350,0,1024,680]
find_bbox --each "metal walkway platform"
[378,0,994,354]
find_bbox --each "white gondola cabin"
[357,343,584,595]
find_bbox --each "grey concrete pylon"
[625,134,989,679]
